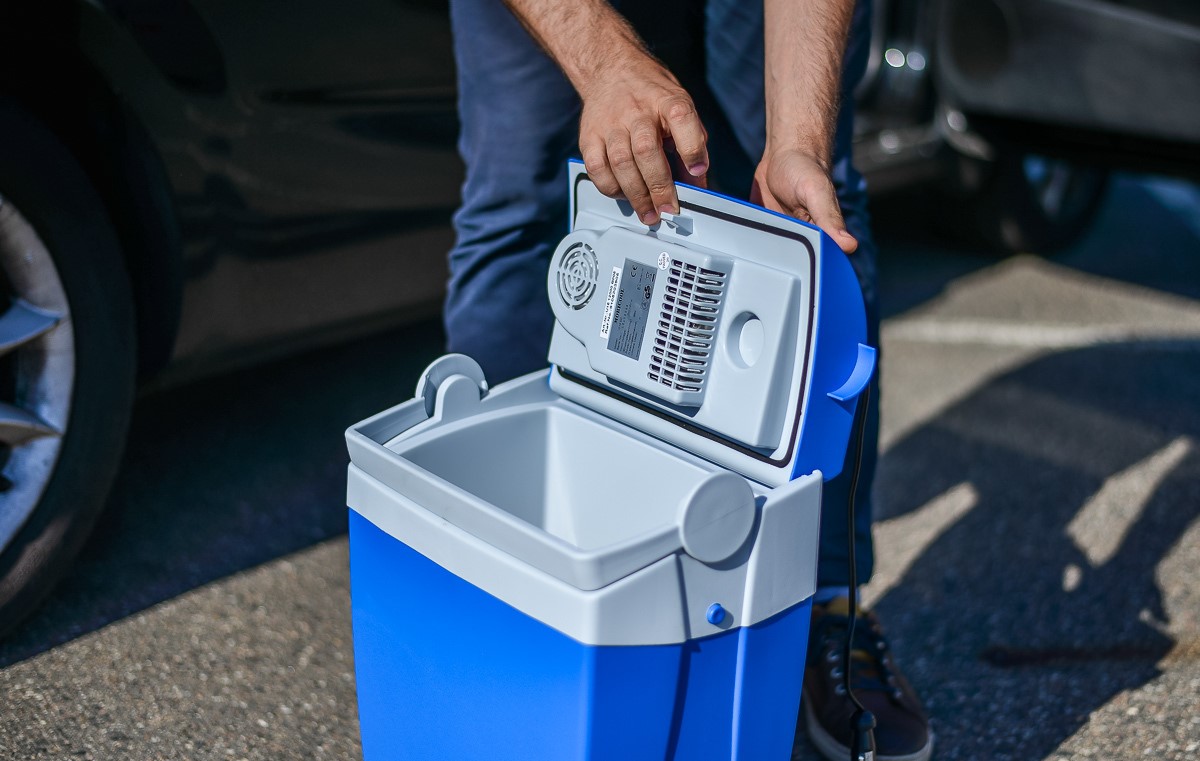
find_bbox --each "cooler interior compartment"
[395,404,720,553]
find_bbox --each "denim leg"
[701,0,766,193]
[704,0,881,587]
[446,0,581,384]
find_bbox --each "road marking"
[884,320,1200,350]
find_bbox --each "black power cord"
[843,382,876,761]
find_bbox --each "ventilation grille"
[556,242,599,310]
[649,260,727,394]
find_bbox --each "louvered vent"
[648,260,727,394]
[556,242,598,310]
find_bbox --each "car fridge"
[345,160,875,760]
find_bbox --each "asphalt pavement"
[1,175,1197,760]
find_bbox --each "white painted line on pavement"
[883,320,1200,350]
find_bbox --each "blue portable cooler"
[345,160,875,761]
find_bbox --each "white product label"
[658,251,670,270]
[599,266,621,340]
[606,259,657,361]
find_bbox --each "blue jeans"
[446,0,879,587]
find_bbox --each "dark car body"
[935,0,1200,174]
[3,0,463,384]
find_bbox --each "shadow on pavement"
[0,319,445,667]
[864,340,1199,759]
[870,190,999,320]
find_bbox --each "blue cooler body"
[345,161,875,761]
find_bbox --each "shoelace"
[812,613,904,700]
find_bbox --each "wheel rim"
[0,197,74,554]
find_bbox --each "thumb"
[801,177,857,254]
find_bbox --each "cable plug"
[851,709,876,761]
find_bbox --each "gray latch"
[415,354,489,418]
[657,211,693,236]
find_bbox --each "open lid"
[546,160,875,488]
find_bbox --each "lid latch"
[416,354,490,420]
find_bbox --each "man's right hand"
[502,0,708,225]
[578,56,709,226]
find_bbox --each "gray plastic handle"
[416,354,489,417]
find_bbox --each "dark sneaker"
[802,598,933,761]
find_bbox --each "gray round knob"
[678,471,756,564]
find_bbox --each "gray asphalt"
[1,176,1198,760]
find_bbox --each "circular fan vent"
[556,242,598,310]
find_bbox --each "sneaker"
[802,598,933,761]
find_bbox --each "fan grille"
[556,242,599,310]
[648,260,727,394]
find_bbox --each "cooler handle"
[827,343,876,406]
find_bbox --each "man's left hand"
[750,148,858,254]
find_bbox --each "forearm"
[763,0,855,166]
[502,0,654,97]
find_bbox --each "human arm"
[502,0,709,225]
[752,0,859,253]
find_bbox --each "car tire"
[945,150,1110,255]
[0,101,136,639]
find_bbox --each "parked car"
[0,0,1196,637]
[853,0,1200,251]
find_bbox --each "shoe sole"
[801,689,934,761]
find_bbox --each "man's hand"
[501,0,707,226]
[503,0,854,241]
[760,0,857,254]
[578,58,708,226]
[751,149,858,253]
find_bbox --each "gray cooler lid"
[546,161,875,488]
